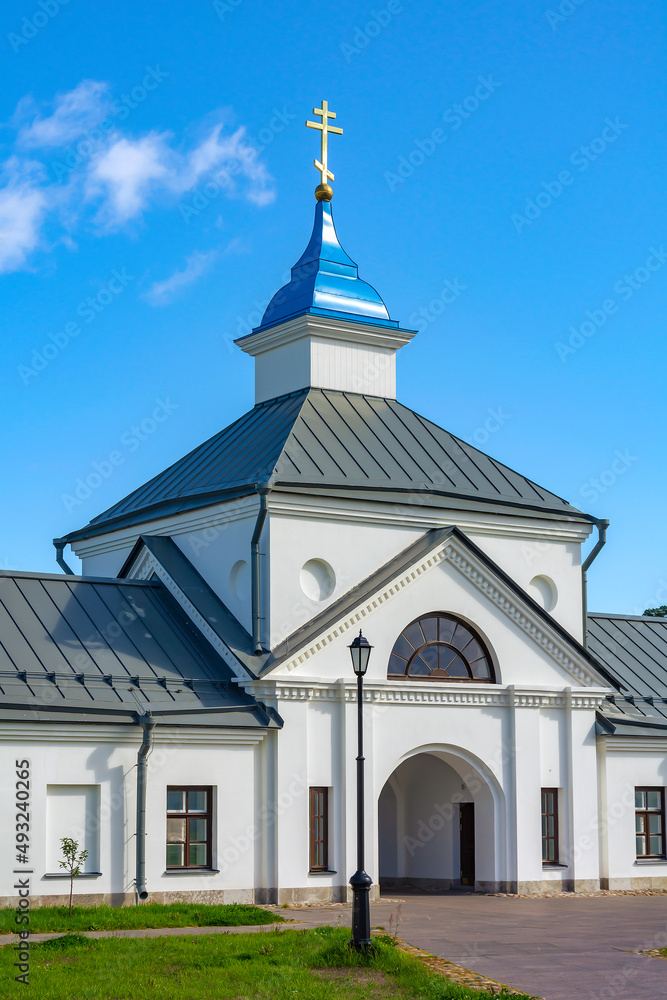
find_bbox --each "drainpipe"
[53,538,74,575]
[136,713,155,901]
[581,518,609,649]
[251,486,271,654]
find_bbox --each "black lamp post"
[348,629,373,949]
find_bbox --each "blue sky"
[0,0,665,614]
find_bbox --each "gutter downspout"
[251,486,271,654]
[136,713,155,901]
[581,518,609,649]
[53,538,74,575]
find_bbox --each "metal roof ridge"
[62,386,591,547]
[589,612,667,622]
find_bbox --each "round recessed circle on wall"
[229,560,250,601]
[300,558,336,602]
[528,575,558,612]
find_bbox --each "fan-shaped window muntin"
[388,614,495,682]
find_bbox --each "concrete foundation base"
[509,879,600,895]
[380,877,602,895]
[274,885,349,905]
[1,876,607,910]
[0,883,382,909]
[1,888,256,909]
[602,876,667,891]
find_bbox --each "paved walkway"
[0,921,309,945]
[282,893,667,1000]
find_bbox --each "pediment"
[262,527,614,690]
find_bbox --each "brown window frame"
[309,787,329,872]
[541,788,559,865]
[166,785,213,870]
[387,613,496,684]
[635,787,666,860]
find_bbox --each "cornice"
[236,677,607,710]
[71,497,259,559]
[0,724,265,745]
[268,493,591,543]
[70,477,589,563]
[262,534,608,689]
[237,313,416,356]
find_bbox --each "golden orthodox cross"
[306,100,343,195]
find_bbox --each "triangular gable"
[263,526,617,689]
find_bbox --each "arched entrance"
[378,747,504,893]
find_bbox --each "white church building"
[2,109,667,907]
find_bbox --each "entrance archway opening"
[378,750,499,893]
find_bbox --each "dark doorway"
[459,803,475,886]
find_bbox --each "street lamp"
[348,629,373,949]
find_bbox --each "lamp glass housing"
[349,631,373,676]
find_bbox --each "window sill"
[634,859,667,866]
[43,872,102,879]
[308,870,337,876]
[163,868,220,875]
[542,863,568,870]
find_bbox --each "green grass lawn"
[0,926,534,1000]
[0,902,282,935]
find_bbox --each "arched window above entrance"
[388,614,495,682]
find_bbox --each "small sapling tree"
[58,837,88,917]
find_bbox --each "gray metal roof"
[588,613,667,734]
[65,389,586,543]
[0,570,277,727]
[120,535,260,677]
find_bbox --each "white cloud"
[15,80,112,150]
[0,158,49,273]
[0,78,276,272]
[144,249,217,306]
[179,124,273,200]
[0,183,47,273]
[87,133,172,225]
[87,124,274,226]
[222,236,250,255]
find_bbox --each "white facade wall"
[0,728,265,907]
[266,500,590,649]
[4,654,664,905]
[476,533,585,640]
[242,680,604,900]
[599,737,667,890]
